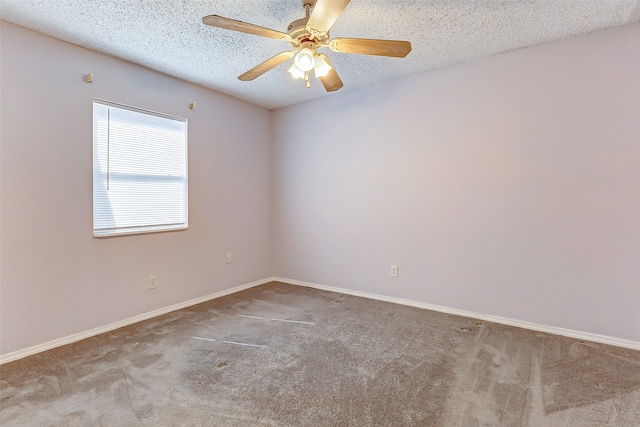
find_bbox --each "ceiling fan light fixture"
[313,54,332,78]
[202,0,411,93]
[294,47,315,71]
[288,63,305,79]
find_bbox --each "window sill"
[93,225,188,238]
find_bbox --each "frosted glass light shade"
[294,48,315,71]
[313,55,332,78]
[288,63,305,79]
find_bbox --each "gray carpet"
[1,282,639,426]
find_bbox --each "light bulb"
[294,48,315,72]
[288,63,305,79]
[313,54,332,78]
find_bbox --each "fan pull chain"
[305,71,310,89]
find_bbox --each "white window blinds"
[93,99,188,237]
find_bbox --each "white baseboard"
[274,277,640,351]
[4,276,638,364]
[0,277,273,365]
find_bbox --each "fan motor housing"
[287,17,329,47]
[287,17,309,40]
[287,0,328,46]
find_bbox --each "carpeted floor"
[1,281,639,426]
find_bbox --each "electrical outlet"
[390,266,398,278]
[226,252,233,264]
[148,275,157,289]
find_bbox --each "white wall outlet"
[148,275,157,289]
[390,266,398,278]
[226,252,233,264]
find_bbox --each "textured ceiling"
[2,0,640,109]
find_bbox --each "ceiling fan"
[202,0,411,92]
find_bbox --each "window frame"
[92,98,189,238]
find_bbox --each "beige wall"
[0,22,273,355]
[272,23,640,342]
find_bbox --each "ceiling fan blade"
[203,15,292,42]
[238,51,295,81]
[317,54,343,92]
[329,37,411,58]
[307,0,351,34]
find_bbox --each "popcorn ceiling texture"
[2,0,640,109]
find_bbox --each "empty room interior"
[1,0,640,425]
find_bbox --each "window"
[93,99,188,237]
